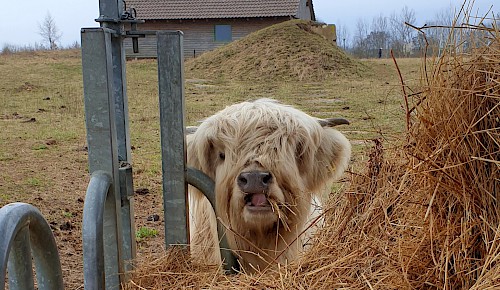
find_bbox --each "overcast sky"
[0,0,496,48]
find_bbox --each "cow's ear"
[187,132,217,179]
[304,128,351,192]
[186,133,201,168]
[185,126,198,135]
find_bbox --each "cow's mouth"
[244,193,272,211]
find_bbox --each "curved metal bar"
[0,203,64,290]
[186,167,239,273]
[7,226,34,290]
[82,171,112,290]
[186,167,216,208]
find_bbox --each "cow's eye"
[219,152,225,161]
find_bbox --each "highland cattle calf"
[187,99,351,271]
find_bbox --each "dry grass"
[124,11,500,290]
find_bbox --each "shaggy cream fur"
[187,99,351,271]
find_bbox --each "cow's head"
[187,99,351,239]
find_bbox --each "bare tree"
[38,12,62,50]
[372,13,389,33]
[400,6,417,45]
[389,6,416,57]
[371,14,390,57]
[335,22,350,50]
[423,6,455,56]
[353,18,369,57]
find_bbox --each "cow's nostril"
[238,176,248,185]
[262,172,272,185]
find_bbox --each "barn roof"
[125,0,315,20]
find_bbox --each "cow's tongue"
[251,193,268,207]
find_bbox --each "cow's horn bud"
[318,118,350,127]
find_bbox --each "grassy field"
[0,49,421,288]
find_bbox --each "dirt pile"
[185,20,369,81]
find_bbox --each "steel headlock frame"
[81,1,238,290]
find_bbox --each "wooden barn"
[124,0,316,58]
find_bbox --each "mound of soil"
[185,20,369,81]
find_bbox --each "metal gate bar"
[185,168,239,272]
[0,203,63,290]
[82,171,114,290]
[157,31,189,247]
[97,0,136,269]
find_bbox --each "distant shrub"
[67,41,81,49]
[0,42,81,55]
[1,44,15,55]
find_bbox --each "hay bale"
[125,16,499,290]
[399,32,500,288]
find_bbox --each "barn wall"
[297,0,314,20]
[124,17,291,58]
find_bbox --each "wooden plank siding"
[124,17,292,58]
[297,0,314,20]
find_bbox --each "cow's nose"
[237,171,272,194]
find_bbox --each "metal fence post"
[97,0,137,268]
[157,31,190,247]
[81,27,124,290]
[156,31,239,271]
[119,163,136,275]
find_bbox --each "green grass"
[26,177,42,187]
[136,227,159,241]
[32,144,48,150]
[62,210,74,218]
[0,152,14,162]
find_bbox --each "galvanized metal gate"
[81,26,237,289]
[0,0,236,289]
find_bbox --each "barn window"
[214,25,232,42]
